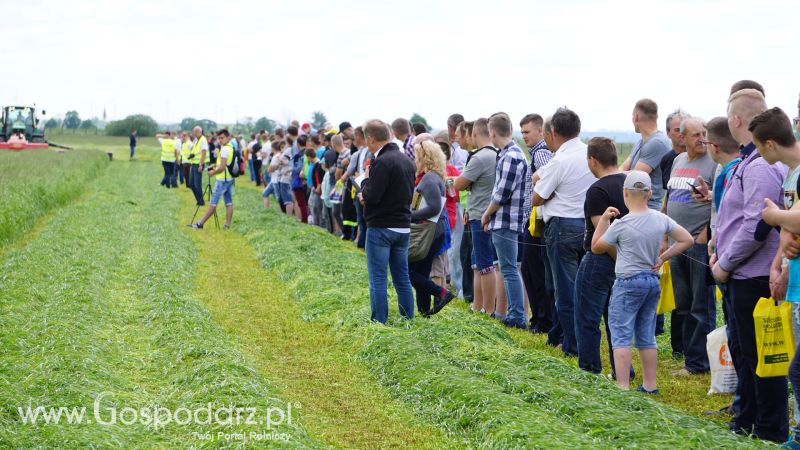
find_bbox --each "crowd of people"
[157,79,800,447]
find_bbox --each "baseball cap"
[624,170,651,191]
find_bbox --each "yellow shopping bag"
[657,261,675,315]
[529,206,544,238]
[753,297,795,378]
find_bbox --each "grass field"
[0,134,773,448]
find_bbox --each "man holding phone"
[663,117,718,375]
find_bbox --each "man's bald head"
[193,126,203,138]
[727,88,768,145]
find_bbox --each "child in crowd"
[591,171,693,393]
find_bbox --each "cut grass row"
[232,187,769,449]
[0,149,108,247]
[0,161,323,448]
[177,191,461,449]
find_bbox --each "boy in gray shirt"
[592,171,693,394]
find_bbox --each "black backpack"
[226,144,245,178]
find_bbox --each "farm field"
[0,135,771,448]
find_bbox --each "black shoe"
[196,201,205,206]
[431,292,455,315]
[501,318,528,330]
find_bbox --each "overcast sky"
[5,0,799,131]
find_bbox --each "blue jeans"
[575,252,616,373]
[608,272,660,349]
[189,164,204,204]
[248,159,255,182]
[492,228,526,326]
[161,161,176,187]
[670,243,716,373]
[130,144,135,158]
[544,217,585,355]
[366,228,415,324]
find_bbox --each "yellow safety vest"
[180,140,190,160]
[191,136,210,164]
[160,138,176,162]
[215,143,235,181]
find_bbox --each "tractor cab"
[0,106,46,143]
[0,106,49,150]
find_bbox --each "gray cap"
[624,170,651,191]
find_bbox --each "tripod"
[190,171,219,229]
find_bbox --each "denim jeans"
[670,243,716,373]
[248,159,255,182]
[574,252,616,373]
[447,204,465,295]
[492,228,526,325]
[161,161,176,187]
[130,144,135,158]
[544,217,585,355]
[366,228,415,324]
[729,277,789,443]
[608,272,660,349]
[189,164,204,204]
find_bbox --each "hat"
[624,170,651,191]
[338,121,352,131]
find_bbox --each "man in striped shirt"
[481,113,530,329]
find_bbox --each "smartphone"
[689,182,702,195]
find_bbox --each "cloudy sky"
[5,0,799,130]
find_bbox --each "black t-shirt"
[129,133,136,146]
[659,149,679,190]
[583,173,629,251]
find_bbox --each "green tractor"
[0,106,49,150]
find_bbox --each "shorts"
[262,182,275,198]
[608,271,660,350]
[210,179,235,206]
[275,182,293,205]
[469,219,496,274]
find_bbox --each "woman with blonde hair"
[409,140,455,316]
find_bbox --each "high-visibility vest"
[191,136,210,164]
[180,140,190,160]
[161,138,176,162]
[215,143,234,181]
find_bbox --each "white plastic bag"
[707,326,737,394]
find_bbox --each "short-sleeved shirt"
[602,209,677,277]
[215,144,233,181]
[279,148,293,184]
[666,151,717,239]
[629,131,672,209]
[783,165,800,302]
[534,137,596,222]
[660,149,679,190]
[583,173,629,251]
[461,146,497,220]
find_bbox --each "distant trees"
[79,119,96,132]
[179,117,218,133]
[410,113,430,131]
[44,118,61,129]
[254,116,277,133]
[63,111,81,129]
[105,114,158,136]
[311,111,327,130]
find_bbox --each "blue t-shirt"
[784,165,800,302]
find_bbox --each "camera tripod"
[190,170,219,229]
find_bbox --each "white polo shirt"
[533,137,596,223]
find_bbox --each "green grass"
[0,161,324,448]
[0,149,108,247]
[232,189,770,449]
[177,191,461,449]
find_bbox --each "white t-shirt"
[534,137,597,222]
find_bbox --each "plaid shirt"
[523,139,553,226]
[490,140,529,232]
[403,135,416,160]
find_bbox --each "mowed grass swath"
[0,149,108,246]
[233,188,769,450]
[0,160,324,448]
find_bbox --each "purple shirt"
[715,148,786,279]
